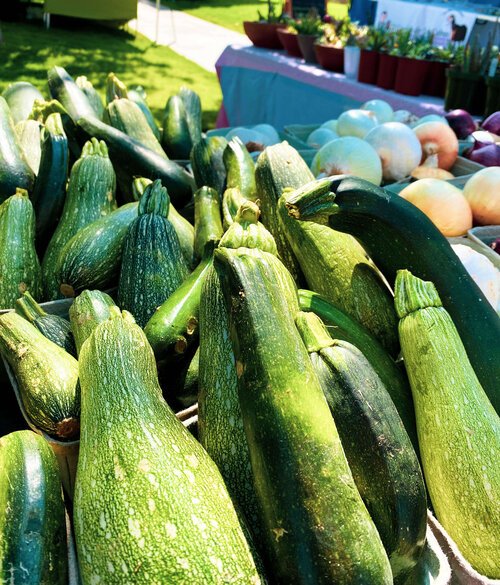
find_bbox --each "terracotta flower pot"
[358,49,379,84]
[376,53,399,90]
[243,21,286,49]
[423,60,449,97]
[314,44,344,72]
[297,34,318,63]
[394,57,430,96]
[277,29,302,58]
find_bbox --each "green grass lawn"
[0,20,222,129]
[162,0,349,33]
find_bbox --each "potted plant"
[294,9,324,63]
[243,0,287,50]
[358,26,388,84]
[376,29,402,90]
[394,32,432,96]
[314,17,350,72]
[423,44,453,97]
[277,19,302,58]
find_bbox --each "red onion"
[445,109,477,139]
[464,140,500,167]
[481,112,500,136]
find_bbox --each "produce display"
[0,67,499,584]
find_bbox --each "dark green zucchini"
[0,97,34,201]
[15,290,76,356]
[193,186,223,261]
[286,175,500,415]
[215,245,392,584]
[77,115,195,208]
[31,112,69,248]
[168,346,199,408]
[296,311,427,583]
[69,289,117,355]
[105,72,129,103]
[298,289,417,451]
[15,119,42,176]
[191,136,228,193]
[75,76,105,120]
[0,189,42,309]
[56,202,138,296]
[2,82,44,124]
[42,138,116,300]
[128,86,161,140]
[161,94,192,159]
[47,66,97,122]
[0,312,80,440]
[0,430,67,584]
[118,180,189,327]
[178,87,202,143]
[223,137,256,200]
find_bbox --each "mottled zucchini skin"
[223,137,256,200]
[161,94,192,160]
[2,82,44,124]
[69,290,116,355]
[191,136,228,193]
[193,186,223,261]
[74,312,262,584]
[0,431,67,585]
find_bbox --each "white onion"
[311,136,382,185]
[411,115,449,128]
[307,128,339,149]
[463,166,500,225]
[392,110,417,125]
[320,119,338,133]
[225,127,266,146]
[471,130,498,144]
[252,124,280,146]
[361,99,394,123]
[337,109,379,139]
[365,122,422,182]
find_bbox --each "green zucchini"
[0,430,67,584]
[223,137,256,200]
[108,97,167,159]
[0,97,34,201]
[161,94,192,159]
[191,136,228,193]
[118,180,189,327]
[69,289,117,355]
[75,76,105,120]
[42,138,116,300]
[277,191,399,356]
[2,82,44,124]
[15,290,76,357]
[144,244,215,363]
[178,87,202,144]
[106,72,129,103]
[215,245,392,584]
[193,186,224,261]
[128,86,161,140]
[47,66,97,122]
[395,270,500,578]
[296,311,427,583]
[15,119,42,176]
[169,346,200,408]
[298,289,417,450]
[31,112,69,248]
[0,312,80,440]
[254,142,307,284]
[0,189,42,309]
[222,187,248,229]
[78,115,195,208]
[132,177,194,266]
[285,175,500,414]
[56,202,138,296]
[75,310,261,584]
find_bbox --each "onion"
[465,140,500,167]
[361,99,394,123]
[463,167,500,225]
[320,119,338,133]
[445,109,477,139]
[225,127,266,149]
[252,124,280,146]
[411,115,449,128]
[392,110,416,125]
[365,122,422,182]
[307,128,338,149]
[311,136,382,185]
[337,109,378,139]
[481,112,500,136]
[411,154,454,180]
[399,179,472,236]
[413,121,459,170]
[471,130,498,144]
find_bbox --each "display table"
[215,44,445,130]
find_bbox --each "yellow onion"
[463,167,500,225]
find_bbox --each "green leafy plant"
[453,33,496,75]
[256,0,286,23]
[290,8,324,36]
[389,28,412,57]
[358,25,390,52]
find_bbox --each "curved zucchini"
[75,76,105,120]
[191,136,228,193]
[222,187,248,228]
[15,119,42,176]
[296,311,427,583]
[161,94,192,159]
[0,312,80,440]
[285,175,500,414]
[15,290,76,356]
[0,430,67,584]
[215,246,392,584]
[178,86,202,145]
[69,290,117,355]
[193,186,223,261]
[2,82,44,124]
[0,97,34,201]
[128,86,161,140]
[31,112,69,248]
[47,66,97,122]
[42,138,117,300]
[77,115,195,208]
[223,137,256,200]
[0,189,42,309]
[56,202,138,296]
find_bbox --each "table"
[44,0,137,25]
[215,44,445,130]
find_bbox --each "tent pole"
[155,0,160,44]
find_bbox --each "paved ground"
[130,0,249,72]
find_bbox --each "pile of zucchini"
[0,66,499,585]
